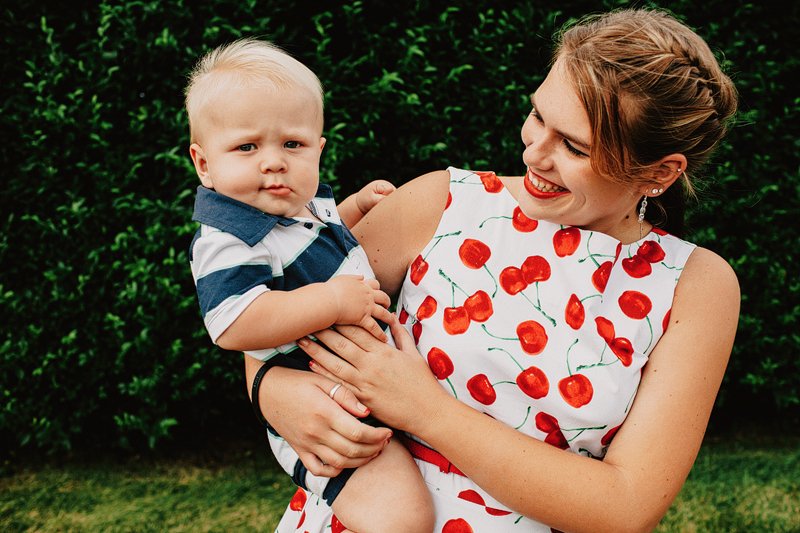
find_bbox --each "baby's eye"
[238,143,256,152]
[284,140,302,149]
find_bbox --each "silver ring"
[329,383,342,399]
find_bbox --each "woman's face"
[518,58,643,242]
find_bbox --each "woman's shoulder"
[673,245,740,320]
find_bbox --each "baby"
[184,38,433,532]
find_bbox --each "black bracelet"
[251,363,272,429]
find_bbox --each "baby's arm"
[216,276,392,352]
[337,179,395,229]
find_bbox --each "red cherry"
[443,306,470,335]
[558,374,594,408]
[458,489,485,506]
[516,366,550,399]
[446,191,452,209]
[553,227,581,257]
[545,430,569,449]
[591,261,613,293]
[535,411,559,433]
[512,206,538,232]
[442,518,474,533]
[476,171,504,193]
[618,290,652,319]
[621,255,652,278]
[637,240,665,263]
[610,337,633,366]
[331,515,345,533]
[652,227,668,236]
[521,255,551,283]
[427,347,454,380]
[601,425,621,446]
[565,294,585,330]
[416,295,437,320]
[516,320,548,354]
[464,290,493,322]
[467,374,497,405]
[486,506,513,516]
[410,254,429,285]
[459,238,492,269]
[500,266,528,295]
[297,509,306,528]
[662,308,672,332]
[289,488,306,511]
[398,307,409,324]
[595,316,615,343]
[412,321,422,344]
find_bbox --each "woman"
[246,8,739,532]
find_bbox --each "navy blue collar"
[192,184,334,247]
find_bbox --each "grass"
[1,434,798,532]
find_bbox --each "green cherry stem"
[489,346,524,371]
[478,215,511,228]
[514,406,532,430]
[520,291,557,327]
[565,338,580,376]
[424,230,462,261]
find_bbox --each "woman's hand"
[255,365,393,477]
[299,315,446,434]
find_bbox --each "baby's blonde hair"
[184,38,324,142]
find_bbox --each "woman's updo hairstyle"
[555,8,737,235]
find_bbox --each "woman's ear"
[641,154,688,195]
[190,143,213,188]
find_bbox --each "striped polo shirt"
[189,184,375,362]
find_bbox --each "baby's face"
[190,84,325,218]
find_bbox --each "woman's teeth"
[530,175,566,192]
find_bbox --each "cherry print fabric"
[273,167,696,532]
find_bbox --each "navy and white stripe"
[189,184,374,361]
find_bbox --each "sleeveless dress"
[273,167,696,532]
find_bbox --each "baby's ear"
[189,143,213,188]
[319,136,327,151]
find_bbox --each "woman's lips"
[524,169,569,199]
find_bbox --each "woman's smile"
[524,168,569,199]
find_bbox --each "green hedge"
[1,0,798,455]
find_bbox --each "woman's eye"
[238,143,256,152]
[563,139,588,157]
[284,141,301,149]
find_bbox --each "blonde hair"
[184,38,324,141]
[556,9,738,232]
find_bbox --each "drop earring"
[638,195,648,239]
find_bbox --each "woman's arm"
[303,246,739,532]
[351,170,450,296]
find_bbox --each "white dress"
[274,167,696,532]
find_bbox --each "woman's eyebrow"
[530,95,592,151]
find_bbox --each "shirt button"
[304,222,314,229]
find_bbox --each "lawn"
[2,433,798,532]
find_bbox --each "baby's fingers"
[361,316,388,342]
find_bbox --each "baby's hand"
[355,179,396,216]
[325,275,392,341]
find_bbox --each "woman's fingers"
[327,378,370,418]
[298,336,360,382]
[388,313,416,352]
[298,451,343,478]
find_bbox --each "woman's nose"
[522,127,554,170]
